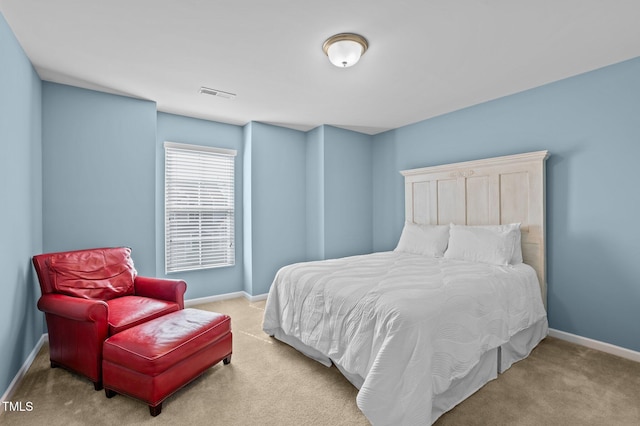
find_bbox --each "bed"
[263,151,549,425]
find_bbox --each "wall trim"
[184,291,268,307]
[184,291,246,307]
[549,328,640,363]
[1,334,48,405]
[242,292,269,302]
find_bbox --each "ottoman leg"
[149,403,162,417]
[105,389,117,398]
[223,354,232,365]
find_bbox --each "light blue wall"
[323,126,373,259]
[305,125,374,261]
[41,83,158,275]
[156,112,245,298]
[244,122,308,295]
[372,57,640,352]
[0,12,43,397]
[243,123,373,296]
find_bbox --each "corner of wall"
[242,122,254,295]
[0,10,45,398]
[305,126,325,260]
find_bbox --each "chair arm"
[37,294,108,322]
[134,276,187,309]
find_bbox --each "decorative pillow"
[444,223,522,266]
[394,222,450,257]
[47,247,137,300]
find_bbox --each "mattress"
[263,251,547,425]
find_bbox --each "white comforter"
[262,252,547,425]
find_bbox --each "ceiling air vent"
[199,86,236,100]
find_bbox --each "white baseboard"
[184,290,268,307]
[184,291,246,306]
[243,292,268,302]
[1,334,48,404]
[549,328,640,363]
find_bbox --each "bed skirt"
[268,316,548,424]
[432,317,548,423]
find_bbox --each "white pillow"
[394,222,450,257]
[444,223,522,266]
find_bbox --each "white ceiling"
[1,0,639,135]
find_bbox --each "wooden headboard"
[400,151,549,308]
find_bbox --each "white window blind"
[164,142,236,273]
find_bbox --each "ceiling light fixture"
[199,86,236,100]
[322,33,368,68]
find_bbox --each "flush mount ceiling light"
[322,33,368,68]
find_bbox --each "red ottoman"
[102,308,232,416]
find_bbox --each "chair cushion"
[103,309,231,375]
[107,296,180,335]
[46,247,136,300]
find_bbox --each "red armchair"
[32,247,187,390]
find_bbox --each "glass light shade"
[326,39,364,68]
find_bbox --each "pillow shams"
[394,222,450,257]
[444,223,522,266]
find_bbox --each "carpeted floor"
[2,297,639,425]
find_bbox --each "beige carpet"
[2,297,639,425]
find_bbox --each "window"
[164,142,236,273]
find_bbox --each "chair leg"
[49,360,102,390]
[105,389,117,398]
[223,355,232,365]
[149,403,162,417]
